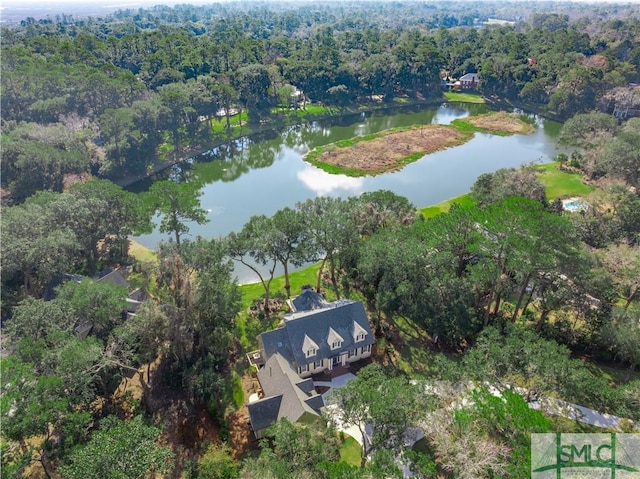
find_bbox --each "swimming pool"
[562,198,589,212]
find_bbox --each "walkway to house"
[319,376,640,454]
[315,371,357,391]
[313,372,366,445]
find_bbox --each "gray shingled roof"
[289,288,328,312]
[459,72,479,81]
[248,395,283,432]
[248,353,324,436]
[259,300,375,368]
[97,269,129,288]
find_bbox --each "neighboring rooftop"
[287,286,328,313]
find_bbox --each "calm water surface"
[133,103,563,283]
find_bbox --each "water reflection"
[133,102,563,269]
[297,166,365,196]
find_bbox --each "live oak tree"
[240,419,340,479]
[326,364,426,468]
[55,278,128,340]
[59,415,174,479]
[227,215,279,320]
[297,196,360,298]
[147,180,209,246]
[470,166,547,207]
[270,207,311,299]
[0,122,90,202]
[1,194,78,296]
[64,179,152,273]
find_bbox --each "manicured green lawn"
[237,263,323,349]
[128,239,158,263]
[536,163,595,200]
[239,263,322,310]
[211,111,249,134]
[339,436,362,466]
[444,91,485,104]
[419,193,475,219]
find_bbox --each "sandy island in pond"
[305,111,535,176]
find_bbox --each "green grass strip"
[444,91,486,104]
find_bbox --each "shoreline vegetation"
[129,160,593,288]
[114,93,488,188]
[304,111,535,177]
[114,97,448,187]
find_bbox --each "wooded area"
[1,1,639,478]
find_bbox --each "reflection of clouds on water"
[206,206,224,216]
[297,167,364,196]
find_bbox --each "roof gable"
[289,288,328,312]
[327,327,344,347]
[250,353,323,435]
[352,321,367,340]
[302,334,319,354]
[283,300,375,366]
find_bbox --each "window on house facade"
[348,349,356,358]
[328,327,344,350]
[363,344,372,353]
[353,321,368,343]
[313,359,324,369]
[298,364,309,374]
[302,334,319,359]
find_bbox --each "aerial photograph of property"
[1,0,639,477]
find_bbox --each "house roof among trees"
[259,299,375,367]
[287,287,329,312]
[248,353,324,435]
[460,72,479,82]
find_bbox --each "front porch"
[310,356,372,383]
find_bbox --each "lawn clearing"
[419,194,476,219]
[535,163,594,200]
[339,435,362,466]
[128,239,157,263]
[444,91,485,104]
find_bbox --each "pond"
[131,102,564,283]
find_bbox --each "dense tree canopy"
[1,2,640,477]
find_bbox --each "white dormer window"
[302,334,319,358]
[327,327,344,350]
[352,321,368,343]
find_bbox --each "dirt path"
[228,372,261,459]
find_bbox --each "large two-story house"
[454,72,479,90]
[247,288,375,438]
